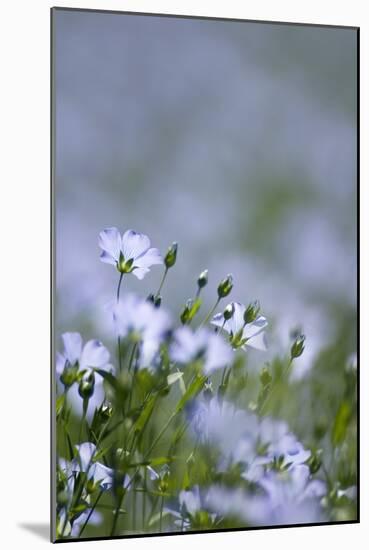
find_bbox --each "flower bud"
[164,242,178,269]
[197,269,208,289]
[223,302,235,321]
[217,274,233,299]
[146,293,155,304]
[180,299,192,325]
[291,334,306,359]
[78,370,95,399]
[260,367,272,387]
[244,300,260,324]
[60,363,78,389]
[154,295,162,308]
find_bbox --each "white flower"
[189,398,258,462]
[206,471,326,527]
[170,327,233,374]
[73,442,131,491]
[56,332,111,376]
[56,333,113,419]
[179,485,201,516]
[259,465,326,509]
[99,227,163,279]
[211,301,268,351]
[111,294,171,368]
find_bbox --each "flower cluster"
[55,229,357,539]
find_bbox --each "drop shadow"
[18,523,50,541]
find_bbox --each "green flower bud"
[78,370,95,399]
[291,334,306,359]
[57,490,69,506]
[308,453,322,475]
[154,295,162,308]
[180,299,192,324]
[197,269,208,289]
[217,274,233,299]
[60,363,78,389]
[260,367,272,387]
[164,242,178,269]
[223,302,235,321]
[244,300,260,324]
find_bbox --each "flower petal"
[244,331,267,351]
[62,332,83,365]
[131,266,150,280]
[229,302,246,334]
[243,316,268,339]
[98,227,122,263]
[56,352,66,375]
[75,442,96,471]
[204,334,233,374]
[134,247,163,269]
[122,230,150,260]
[80,340,110,369]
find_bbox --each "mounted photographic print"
[51,7,359,542]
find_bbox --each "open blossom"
[99,227,163,279]
[56,332,111,376]
[211,301,268,351]
[56,333,113,419]
[206,466,326,527]
[111,294,171,368]
[189,398,311,480]
[170,327,233,374]
[73,442,131,491]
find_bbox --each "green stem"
[78,489,104,537]
[159,494,164,532]
[142,468,147,530]
[199,298,220,328]
[116,272,124,303]
[155,267,168,298]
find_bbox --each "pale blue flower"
[206,467,326,527]
[179,485,201,516]
[56,333,113,419]
[111,294,171,368]
[212,301,268,351]
[170,327,233,374]
[73,442,131,491]
[99,227,162,279]
[56,332,111,376]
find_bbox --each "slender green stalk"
[159,494,165,532]
[116,272,124,303]
[142,468,147,530]
[155,267,168,298]
[78,489,104,537]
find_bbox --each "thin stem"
[110,494,124,537]
[116,272,124,303]
[159,494,164,532]
[199,298,220,328]
[155,267,168,298]
[142,468,147,530]
[78,489,104,537]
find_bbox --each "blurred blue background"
[54,10,357,378]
